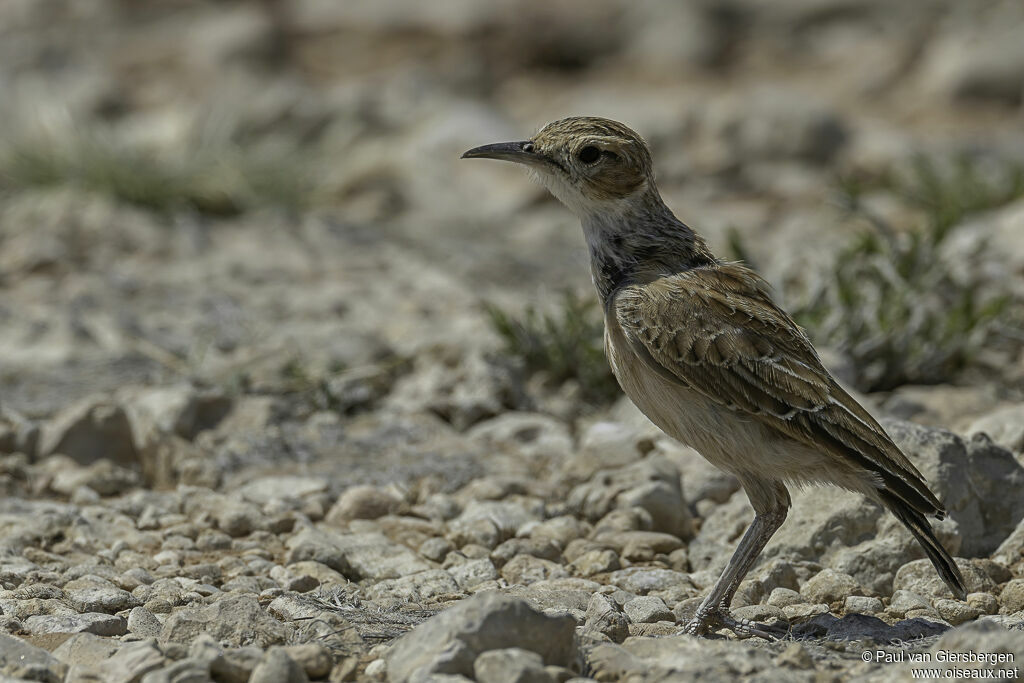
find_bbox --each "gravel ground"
[2,1,1024,681]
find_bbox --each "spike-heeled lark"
[462,116,966,639]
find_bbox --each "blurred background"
[2,0,1024,486]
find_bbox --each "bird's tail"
[879,490,967,600]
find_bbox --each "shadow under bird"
[462,116,966,639]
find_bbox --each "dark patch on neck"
[592,234,719,305]
[594,252,631,303]
[586,197,719,305]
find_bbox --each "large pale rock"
[159,595,291,648]
[500,555,568,586]
[563,421,652,481]
[993,515,1024,568]
[883,419,1024,557]
[567,456,693,540]
[703,419,1024,593]
[448,500,543,549]
[623,596,673,624]
[447,558,499,591]
[764,488,883,565]
[384,593,577,682]
[801,568,864,605]
[999,579,1024,615]
[504,583,594,619]
[687,489,755,574]
[587,634,776,681]
[897,620,1024,679]
[237,476,329,505]
[919,27,1024,105]
[119,384,231,449]
[250,647,309,683]
[606,567,693,596]
[474,648,552,683]
[363,569,461,602]
[466,412,574,461]
[285,528,431,580]
[966,404,1024,455]
[654,439,740,506]
[25,612,127,637]
[64,574,141,613]
[99,639,165,683]
[0,633,68,682]
[52,633,121,680]
[39,395,137,466]
[386,352,527,431]
[48,458,141,497]
[944,199,1024,277]
[327,485,404,522]
[892,558,996,601]
[583,593,629,643]
[829,532,921,597]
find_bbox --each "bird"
[462,116,966,639]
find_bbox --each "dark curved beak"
[461,141,534,163]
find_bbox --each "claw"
[683,607,781,640]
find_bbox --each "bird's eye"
[577,146,600,164]
[522,142,535,153]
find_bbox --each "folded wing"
[613,262,945,519]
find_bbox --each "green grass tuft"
[795,153,1024,391]
[485,290,620,406]
[0,127,314,216]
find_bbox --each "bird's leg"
[685,481,789,639]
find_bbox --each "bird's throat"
[579,195,715,305]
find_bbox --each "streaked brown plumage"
[463,116,965,638]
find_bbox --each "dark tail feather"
[880,491,967,600]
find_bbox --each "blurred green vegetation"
[485,290,621,406]
[0,126,314,216]
[794,153,1024,391]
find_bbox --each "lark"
[463,116,966,638]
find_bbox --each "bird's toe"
[683,608,781,641]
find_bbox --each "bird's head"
[462,116,655,218]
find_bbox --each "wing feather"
[614,263,944,517]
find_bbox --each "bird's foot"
[683,607,782,640]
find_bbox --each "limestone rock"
[0,632,69,682]
[250,647,309,683]
[363,569,461,602]
[474,648,553,683]
[327,485,404,522]
[883,418,1024,557]
[999,578,1024,615]
[285,529,431,580]
[64,574,141,613]
[583,593,629,644]
[100,639,166,683]
[466,412,574,461]
[966,404,1024,455]
[159,595,291,648]
[843,595,884,616]
[40,395,137,467]
[623,596,673,624]
[25,612,127,637]
[384,593,577,682]
[892,559,995,601]
[567,456,693,540]
[801,568,863,605]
